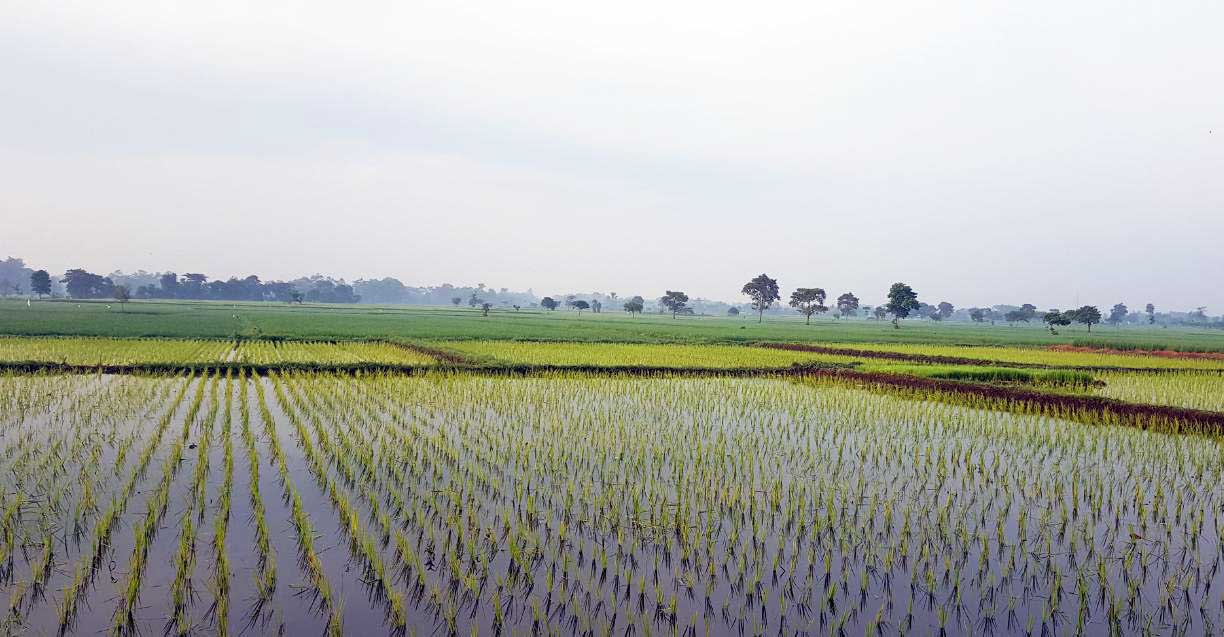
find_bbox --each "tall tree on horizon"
[30,270,52,298]
[788,288,827,325]
[885,282,920,328]
[660,291,689,318]
[741,274,780,323]
[836,292,860,318]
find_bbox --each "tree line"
[5,258,1214,330]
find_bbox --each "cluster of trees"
[1042,306,1104,333]
[41,269,362,304]
[738,274,921,328]
[4,256,1218,332]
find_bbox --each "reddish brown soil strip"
[760,342,1051,368]
[760,342,1224,373]
[382,341,472,365]
[797,368,1224,432]
[1049,345,1224,361]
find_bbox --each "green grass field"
[4,298,1223,351]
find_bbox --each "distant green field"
[3,298,1223,351]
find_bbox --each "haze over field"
[2,0,1221,308]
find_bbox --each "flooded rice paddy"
[1,371,1222,636]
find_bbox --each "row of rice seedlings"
[111,373,212,635]
[166,373,222,635]
[209,370,235,636]
[252,376,343,635]
[1093,371,1224,413]
[56,374,196,633]
[267,372,1224,635]
[0,375,164,630]
[272,373,408,633]
[237,370,277,622]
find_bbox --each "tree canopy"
[660,290,690,318]
[885,282,920,324]
[741,273,780,323]
[788,288,827,325]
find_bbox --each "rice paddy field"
[0,337,437,368]
[2,333,1224,635]
[432,340,862,369]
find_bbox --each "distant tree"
[1108,303,1128,326]
[885,282,920,328]
[623,296,645,316]
[158,272,179,298]
[609,292,618,301]
[969,308,986,323]
[451,296,462,306]
[742,274,780,323]
[937,301,954,321]
[727,306,740,316]
[30,270,52,298]
[660,290,690,319]
[1191,307,1208,322]
[836,292,860,318]
[1019,304,1038,321]
[481,302,492,317]
[1068,305,1102,332]
[573,300,590,314]
[468,292,482,307]
[1003,310,1031,323]
[872,306,887,321]
[512,305,520,311]
[61,269,115,299]
[112,285,131,310]
[1043,309,1071,334]
[1145,303,1156,324]
[788,288,827,325]
[541,297,558,311]
[290,290,304,304]
[591,299,602,313]
[180,273,208,299]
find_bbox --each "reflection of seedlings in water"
[254,378,343,636]
[3,370,1224,635]
[113,374,206,635]
[238,370,277,627]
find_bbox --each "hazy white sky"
[2,0,1221,308]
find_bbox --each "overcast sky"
[2,0,1221,309]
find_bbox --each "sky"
[2,0,1221,309]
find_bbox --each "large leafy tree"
[937,301,955,320]
[30,270,52,298]
[1043,309,1071,334]
[788,288,827,325]
[61,269,115,299]
[540,297,558,311]
[1108,303,1129,325]
[836,292,859,318]
[623,296,645,316]
[1068,305,1102,332]
[885,282,920,327]
[660,290,689,318]
[741,273,780,323]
